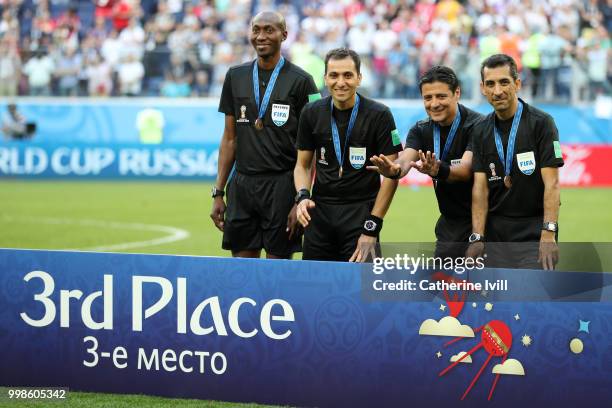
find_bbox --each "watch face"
[364,220,377,231]
[469,233,480,243]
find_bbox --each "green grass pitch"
[1,181,612,255]
[1,180,612,407]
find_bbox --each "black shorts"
[222,171,300,257]
[303,200,375,262]
[434,215,472,259]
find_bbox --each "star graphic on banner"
[481,289,488,297]
[436,351,442,358]
[440,304,446,311]
[514,314,520,321]
[521,334,532,347]
[579,320,590,333]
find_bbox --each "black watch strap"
[362,215,383,237]
[211,186,225,198]
[295,188,311,204]
[387,167,402,180]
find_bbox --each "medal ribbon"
[433,106,462,161]
[330,94,360,175]
[493,101,523,177]
[252,56,285,121]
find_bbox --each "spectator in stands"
[94,0,116,20]
[539,27,570,100]
[85,51,112,96]
[191,69,209,96]
[119,17,145,58]
[23,49,55,96]
[153,0,175,42]
[101,28,121,67]
[112,0,136,32]
[117,52,144,96]
[55,46,82,96]
[0,39,21,97]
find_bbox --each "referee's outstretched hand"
[412,150,440,177]
[210,197,226,231]
[297,199,315,228]
[349,234,377,263]
[367,154,402,178]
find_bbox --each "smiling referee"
[468,54,564,270]
[294,48,402,262]
[211,12,319,259]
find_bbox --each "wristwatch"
[468,233,484,243]
[295,188,310,204]
[211,186,224,198]
[542,221,558,232]
[364,219,377,232]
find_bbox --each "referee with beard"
[467,54,564,270]
[294,48,402,262]
[368,66,483,258]
[211,12,319,259]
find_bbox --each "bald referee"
[211,12,319,258]
[468,54,564,270]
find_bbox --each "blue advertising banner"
[1,249,611,407]
[0,143,218,179]
[3,99,610,145]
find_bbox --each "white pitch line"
[1,215,190,252]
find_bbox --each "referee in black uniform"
[211,12,319,258]
[368,66,483,258]
[294,48,402,262]
[468,54,564,270]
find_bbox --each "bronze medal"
[504,175,512,189]
[254,118,264,130]
[338,167,343,178]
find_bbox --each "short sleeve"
[296,105,315,151]
[404,124,423,151]
[376,108,403,155]
[537,115,564,168]
[295,74,320,120]
[218,70,234,115]
[464,122,475,152]
[471,123,487,173]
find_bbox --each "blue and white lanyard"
[330,94,360,176]
[433,106,462,161]
[493,101,523,176]
[252,56,285,121]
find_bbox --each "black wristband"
[434,162,450,181]
[387,167,403,179]
[362,215,383,237]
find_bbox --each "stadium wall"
[0,99,610,185]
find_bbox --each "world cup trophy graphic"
[489,162,497,177]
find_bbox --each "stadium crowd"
[0,0,609,101]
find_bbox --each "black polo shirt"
[219,59,318,175]
[297,94,403,204]
[472,99,564,217]
[405,104,483,219]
